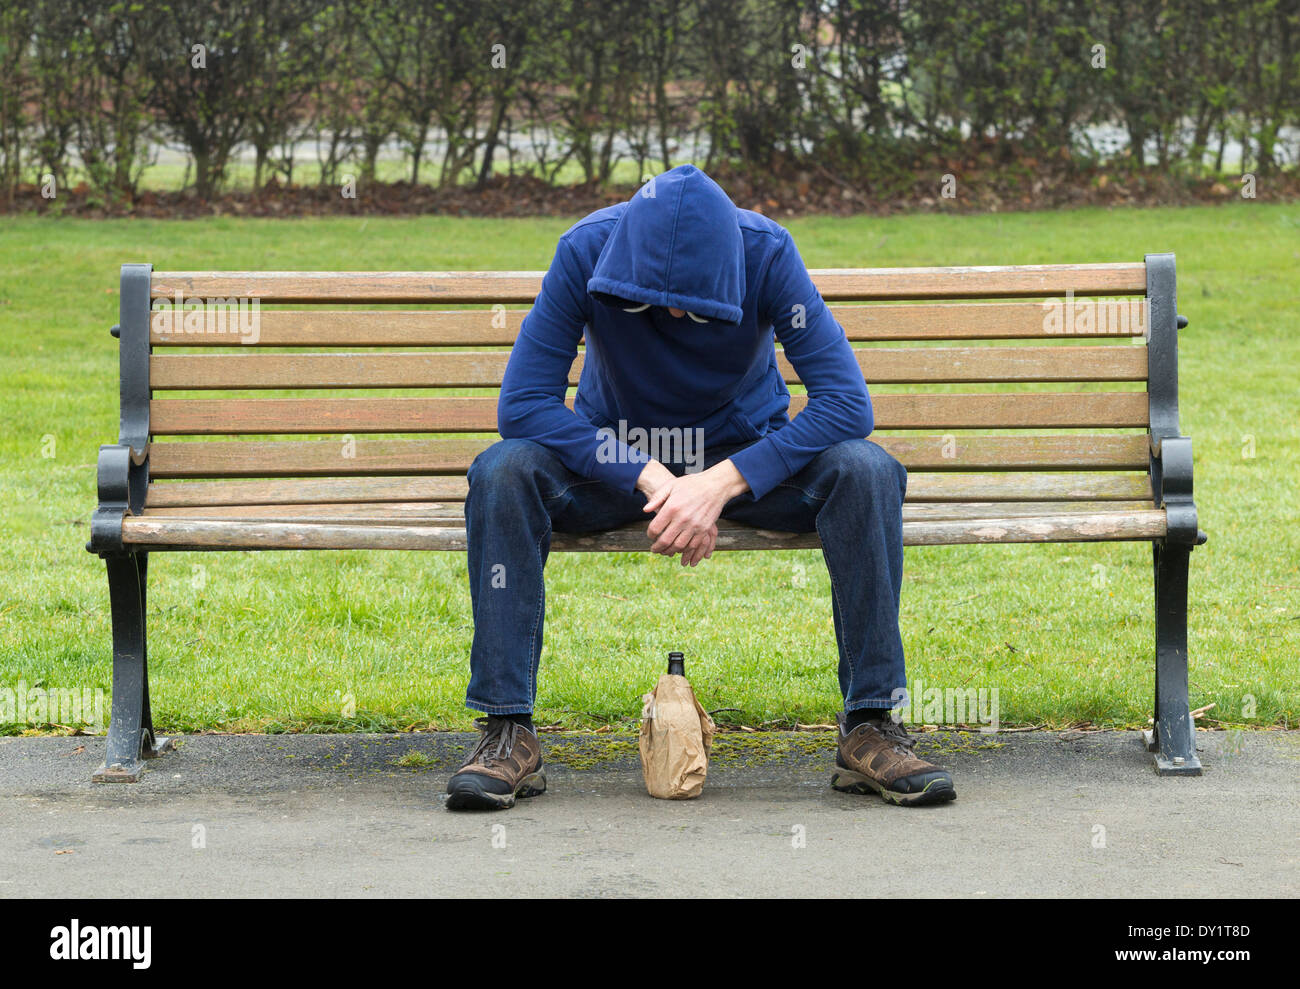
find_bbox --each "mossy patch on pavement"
[539,729,1005,771]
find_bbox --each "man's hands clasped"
[635,458,750,567]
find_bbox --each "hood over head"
[587,164,746,324]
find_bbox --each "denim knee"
[820,438,907,501]
[467,438,550,490]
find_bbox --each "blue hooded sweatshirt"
[497,164,873,502]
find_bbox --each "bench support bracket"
[1142,253,1203,776]
[94,552,174,782]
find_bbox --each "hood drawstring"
[622,301,710,324]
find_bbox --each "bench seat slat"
[144,471,1153,508]
[146,434,1150,478]
[149,300,1148,347]
[150,265,1147,304]
[120,508,1167,551]
[148,392,1150,434]
[150,345,1148,389]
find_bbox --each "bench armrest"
[88,263,153,555]
[1144,253,1203,546]
[89,443,149,553]
[1150,434,1203,545]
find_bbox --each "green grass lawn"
[1,205,1297,736]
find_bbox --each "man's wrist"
[636,459,673,496]
[712,458,751,499]
[638,458,749,499]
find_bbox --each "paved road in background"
[2,730,1295,897]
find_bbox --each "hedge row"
[1,0,1297,204]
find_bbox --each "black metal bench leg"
[1143,541,1202,775]
[94,552,174,782]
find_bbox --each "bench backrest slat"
[146,392,1151,435]
[150,300,1147,347]
[150,264,1148,304]
[150,345,1147,389]
[147,434,1150,479]
[145,471,1154,508]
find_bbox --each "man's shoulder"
[737,207,790,245]
[738,211,795,303]
[559,203,624,248]
[544,204,622,279]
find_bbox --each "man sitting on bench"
[445,164,957,810]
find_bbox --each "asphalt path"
[2,730,1295,897]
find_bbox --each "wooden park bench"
[88,256,1205,782]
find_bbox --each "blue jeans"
[463,436,908,715]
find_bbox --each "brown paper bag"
[638,673,716,799]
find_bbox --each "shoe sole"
[445,771,547,811]
[830,767,956,806]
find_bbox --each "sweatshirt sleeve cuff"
[727,438,790,502]
[585,450,649,493]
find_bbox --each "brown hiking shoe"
[831,711,956,806]
[445,716,546,811]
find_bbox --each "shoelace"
[854,715,916,755]
[468,716,519,767]
[876,718,917,754]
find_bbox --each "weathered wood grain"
[149,300,1149,347]
[150,344,1148,389]
[150,265,1147,304]
[144,471,1152,508]
[140,499,1154,525]
[832,300,1147,340]
[148,391,1149,434]
[146,433,1149,478]
[150,309,526,347]
[120,508,1167,551]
